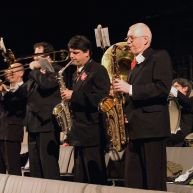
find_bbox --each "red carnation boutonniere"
[80,72,88,81]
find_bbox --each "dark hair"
[33,41,54,53]
[68,35,92,56]
[33,41,54,59]
[172,78,192,96]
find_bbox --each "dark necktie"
[131,58,137,70]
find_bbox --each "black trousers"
[74,146,107,185]
[124,138,167,191]
[0,140,21,175]
[28,131,60,180]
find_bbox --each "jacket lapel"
[73,60,93,90]
[129,48,154,84]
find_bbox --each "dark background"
[1,0,193,79]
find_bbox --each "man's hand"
[113,78,130,94]
[40,69,46,74]
[0,82,9,93]
[60,89,73,101]
[29,61,41,70]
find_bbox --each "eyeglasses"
[124,36,147,42]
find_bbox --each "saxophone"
[53,61,72,135]
[99,42,133,152]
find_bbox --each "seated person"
[167,78,193,146]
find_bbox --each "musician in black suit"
[61,35,110,184]
[25,42,61,179]
[0,63,26,175]
[167,78,193,146]
[113,23,173,190]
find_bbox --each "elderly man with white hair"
[113,23,173,190]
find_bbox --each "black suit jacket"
[24,64,61,133]
[68,59,110,147]
[125,48,173,139]
[0,84,27,142]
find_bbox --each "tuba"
[53,61,72,137]
[99,42,133,152]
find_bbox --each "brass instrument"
[15,49,69,63]
[0,48,69,78]
[0,37,16,65]
[53,61,73,137]
[99,42,133,152]
[0,37,69,66]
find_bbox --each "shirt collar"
[77,58,92,73]
[9,81,24,92]
[77,66,84,73]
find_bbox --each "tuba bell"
[101,42,133,82]
[99,42,133,152]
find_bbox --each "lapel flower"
[136,53,145,64]
[80,72,88,81]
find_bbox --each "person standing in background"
[0,63,26,175]
[25,42,61,180]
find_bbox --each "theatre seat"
[3,175,86,193]
[0,174,9,193]
[0,174,173,193]
[166,147,193,193]
[59,145,74,175]
[166,147,193,174]
[167,183,193,193]
[84,183,173,193]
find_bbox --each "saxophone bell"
[99,96,114,112]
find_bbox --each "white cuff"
[170,86,178,97]
[129,84,132,96]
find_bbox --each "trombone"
[14,49,69,63]
[0,37,69,64]
[0,49,70,79]
[0,37,70,79]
